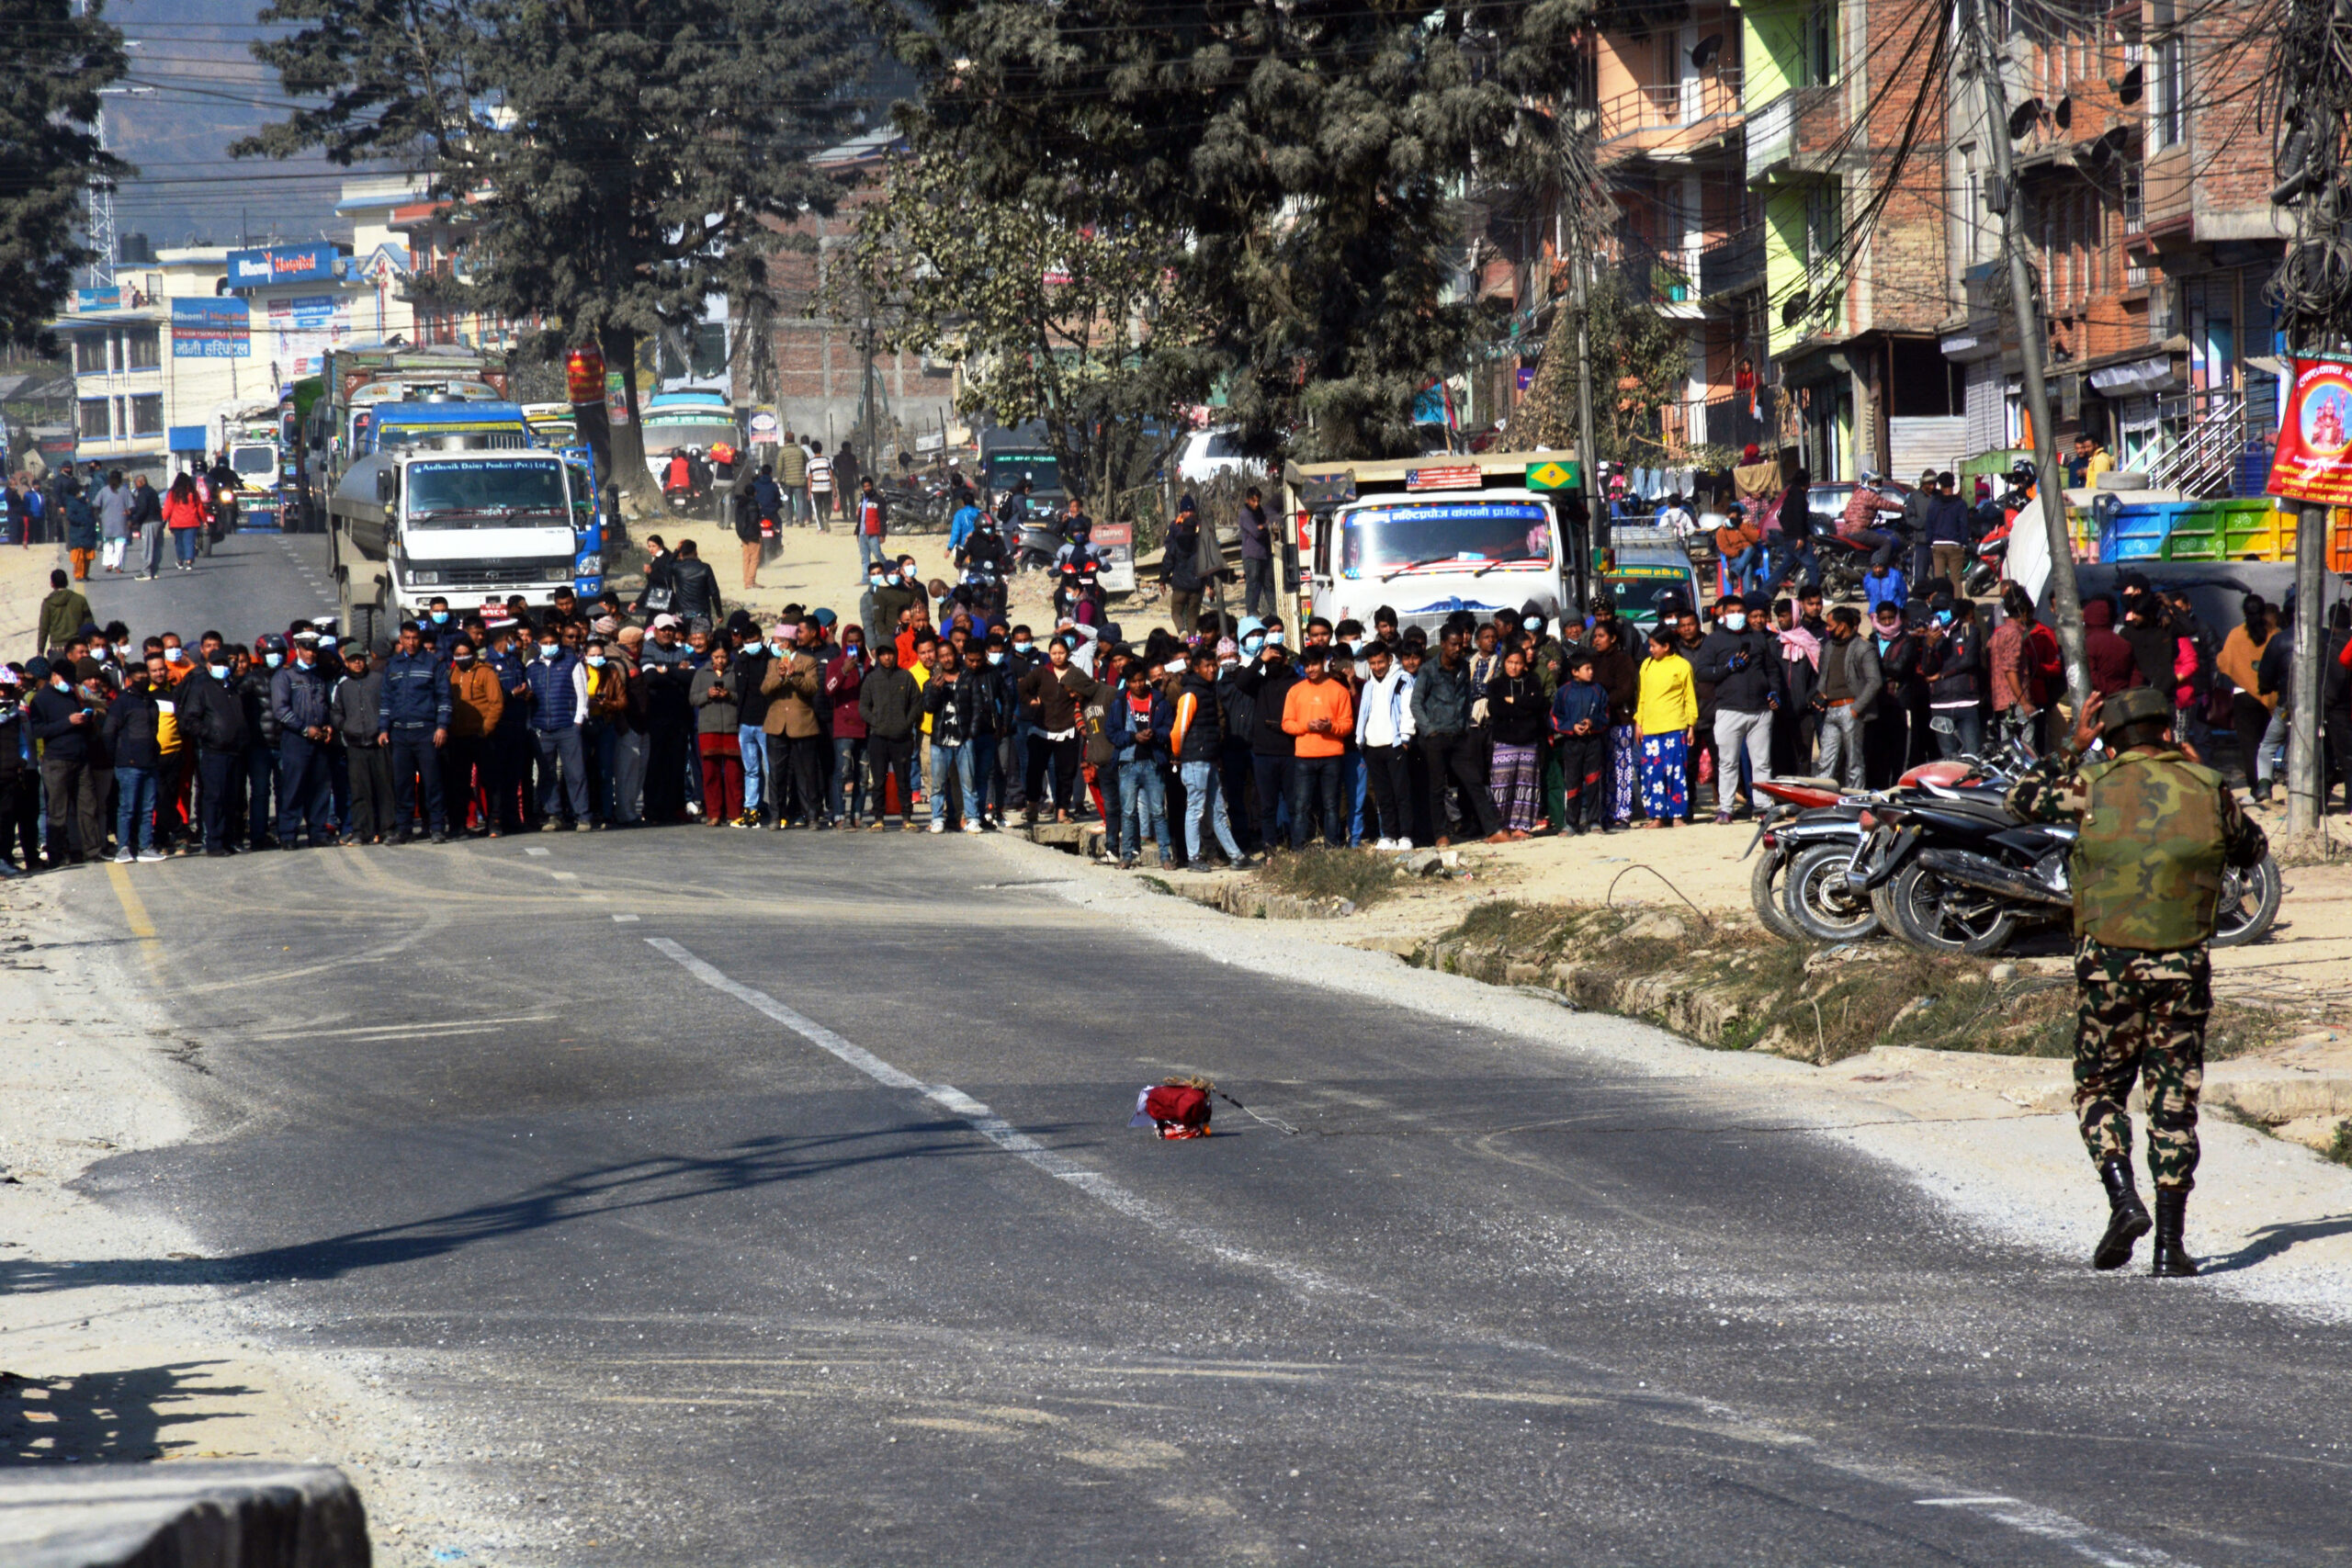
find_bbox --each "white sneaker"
[137,850,166,863]
[962,821,982,834]
[112,849,135,864]
[928,820,945,834]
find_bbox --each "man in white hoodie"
[1353,640,1417,849]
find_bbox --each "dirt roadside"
[987,829,2352,1324]
[4,540,68,664]
[0,871,548,1565]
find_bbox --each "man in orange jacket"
[1281,645,1354,848]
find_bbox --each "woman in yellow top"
[1635,626,1697,827]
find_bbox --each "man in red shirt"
[854,478,889,578]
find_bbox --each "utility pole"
[858,315,876,472]
[1963,0,2089,709]
[2287,497,2324,835]
[1571,251,1603,610]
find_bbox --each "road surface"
[40,548,2352,1565]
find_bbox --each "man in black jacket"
[28,660,106,863]
[1918,592,1986,759]
[1862,601,1919,788]
[667,539,723,630]
[1409,626,1502,844]
[1692,593,1785,823]
[1238,636,1299,853]
[102,653,171,862]
[178,651,250,855]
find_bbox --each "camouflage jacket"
[2006,742,2266,951]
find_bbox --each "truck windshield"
[405,459,569,527]
[231,446,277,476]
[1338,501,1551,578]
[984,450,1061,494]
[1604,571,1690,631]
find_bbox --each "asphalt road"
[82,525,336,646]
[40,547,2352,1566]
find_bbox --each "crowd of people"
[8,485,2351,875]
[5,457,247,579]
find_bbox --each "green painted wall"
[1741,0,1809,109]
[1764,185,1813,358]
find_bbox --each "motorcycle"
[1813,534,1874,601]
[1853,768,2281,956]
[1016,513,1066,573]
[1741,778,1849,942]
[1763,759,1989,944]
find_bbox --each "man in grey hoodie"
[1812,605,1881,789]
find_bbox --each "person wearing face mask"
[1810,606,1881,791]
[446,638,507,834]
[1001,626,1043,816]
[823,627,872,828]
[269,633,337,848]
[236,636,285,848]
[375,622,453,845]
[1692,593,1784,825]
[330,642,392,845]
[524,629,594,829]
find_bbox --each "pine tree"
[872,0,1593,460]
[241,0,871,492]
[0,1,129,351]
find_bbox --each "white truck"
[332,446,586,649]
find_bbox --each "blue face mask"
[538,644,559,660]
[1267,631,1287,648]
[987,650,1004,666]
[429,611,448,625]
[586,655,606,669]
[770,642,787,657]
[264,652,283,669]
[1935,609,1953,626]
[1012,641,1032,655]
[209,664,229,680]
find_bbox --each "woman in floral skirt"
[1635,626,1696,828]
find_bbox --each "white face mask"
[1723,613,1747,632]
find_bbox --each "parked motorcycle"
[1855,773,2282,956]
[1741,778,1849,942]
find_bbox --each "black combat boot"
[2093,1156,2153,1270]
[2149,1188,2199,1277]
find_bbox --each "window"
[130,393,163,435]
[73,334,108,376]
[78,398,111,440]
[691,321,729,379]
[2152,0,2185,148]
[1804,0,1839,85]
[124,327,160,370]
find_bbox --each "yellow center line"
[106,861,165,976]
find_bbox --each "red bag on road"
[1135,1082,1213,1139]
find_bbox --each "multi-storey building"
[1939,0,2286,492]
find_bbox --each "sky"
[102,0,354,254]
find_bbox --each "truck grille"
[423,559,572,589]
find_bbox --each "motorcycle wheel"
[1783,842,1883,942]
[1885,862,2018,956]
[2211,854,2283,948]
[1750,848,1804,942]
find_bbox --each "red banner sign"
[2267,356,2352,506]
[1405,464,1482,491]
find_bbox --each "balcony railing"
[1597,68,1745,158]
[1615,235,1696,309]
[1745,84,1842,179]
[1699,228,1765,298]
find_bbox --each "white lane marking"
[611,914,639,922]
[646,937,1340,1294]
[524,847,550,857]
[1913,1495,2191,1567]
[550,871,579,881]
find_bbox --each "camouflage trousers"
[2073,939,2211,1190]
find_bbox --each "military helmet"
[2099,686,2171,735]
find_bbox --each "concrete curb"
[0,1463,368,1568]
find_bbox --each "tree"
[869,0,1593,460]
[240,0,871,496]
[1517,268,1690,466]
[842,148,1217,517]
[0,1,129,352]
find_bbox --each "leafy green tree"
[843,148,1216,516]
[1518,269,1690,466]
[240,0,870,492]
[0,1,129,351]
[870,0,1591,460]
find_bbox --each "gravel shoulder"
[991,831,2352,1325]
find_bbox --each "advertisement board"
[226,244,339,289]
[2267,356,2352,507]
[172,298,251,358]
[263,293,353,378]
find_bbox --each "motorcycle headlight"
[407,569,441,586]
[543,563,572,582]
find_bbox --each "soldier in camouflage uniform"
[2006,685,2267,1277]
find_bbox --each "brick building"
[754,129,957,468]
[1940,0,2287,493]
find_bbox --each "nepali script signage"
[2267,355,2352,507]
[172,298,251,358]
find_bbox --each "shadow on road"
[0,1361,254,1461]
[17,1123,1003,1294]
[2196,1212,2352,1276]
